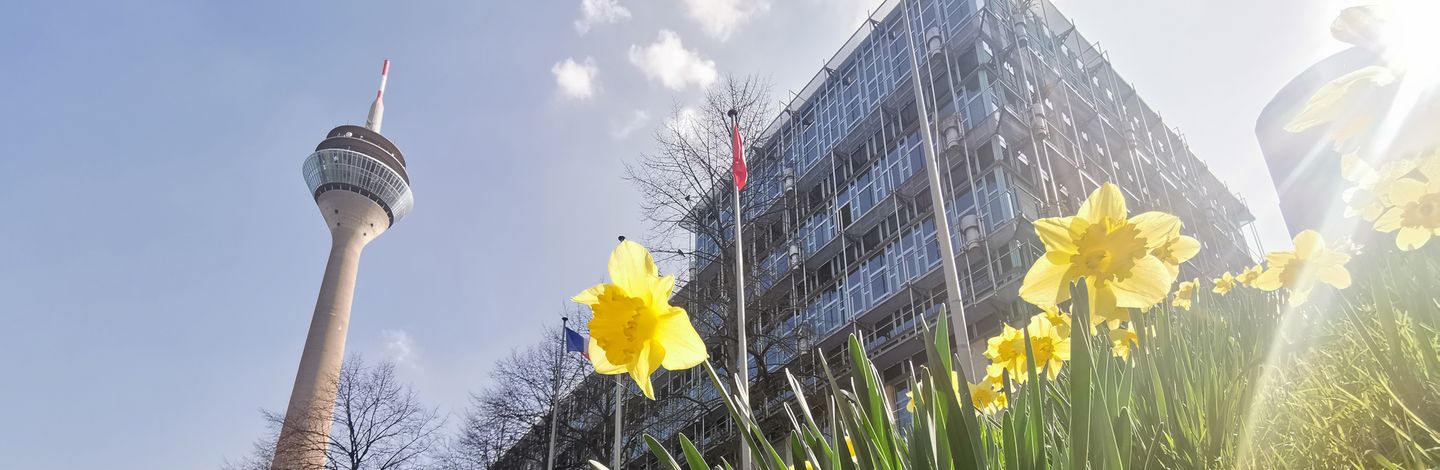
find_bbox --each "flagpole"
[902,0,974,374]
[611,374,624,469]
[727,108,752,470]
[546,317,566,470]
[610,236,626,470]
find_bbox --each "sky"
[0,0,1357,468]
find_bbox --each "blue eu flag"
[564,326,588,360]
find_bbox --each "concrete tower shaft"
[272,62,411,470]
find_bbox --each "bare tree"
[444,318,648,469]
[223,436,276,470]
[627,75,777,260]
[625,74,820,455]
[227,357,445,470]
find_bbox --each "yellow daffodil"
[1341,155,1418,222]
[1109,326,1139,361]
[968,381,1008,415]
[845,435,857,462]
[905,370,963,413]
[1039,304,1102,336]
[1151,226,1201,279]
[1020,183,1183,328]
[984,324,1027,382]
[573,240,707,399]
[1025,314,1071,380]
[1235,265,1263,286]
[985,363,1009,390]
[1172,278,1199,310]
[1212,272,1237,295]
[1374,165,1440,250]
[1252,230,1353,305]
[1037,304,1073,338]
[1285,65,1398,153]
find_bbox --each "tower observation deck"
[302,124,414,227]
[272,60,412,470]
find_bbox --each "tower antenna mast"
[366,59,390,133]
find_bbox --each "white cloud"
[683,0,771,40]
[611,110,651,139]
[573,0,632,34]
[628,31,717,91]
[551,57,600,99]
[381,329,417,365]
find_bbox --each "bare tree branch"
[228,357,445,470]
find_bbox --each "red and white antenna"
[377,59,390,99]
[365,59,390,133]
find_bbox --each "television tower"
[272,60,413,469]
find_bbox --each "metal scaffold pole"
[902,0,975,374]
[733,180,753,470]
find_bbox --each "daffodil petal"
[1079,183,1128,222]
[1111,256,1173,308]
[1388,177,1426,205]
[1397,226,1432,251]
[1317,265,1352,289]
[1170,236,1201,264]
[1362,202,1386,222]
[588,338,627,374]
[1293,230,1325,259]
[1130,211,1181,249]
[652,275,677,306]
[1315,249,1352,266]
[986,363,1006,382]
[629,341,664,399]
[572,284,606,306]
[1374,207,1404,232]
[1088,283,1128,327]
[1252,267,1283,291]
[1053,341,1071,361]
[1266,251,1296,266]
[1047,361,1064,380]
[1034,217,1079,253]
[656,306,707,370]
[1340,153,1376,183]
[1020,255,1073,307]
[609,240,658,294]
[1284,65,1395,133]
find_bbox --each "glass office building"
[497,0,1258,466]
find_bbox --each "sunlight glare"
[1383,0,1440,78]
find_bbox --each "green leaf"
[645,434,683,470]
[678,434,710,470]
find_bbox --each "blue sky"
[0,0,1354,467]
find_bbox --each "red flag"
[730,118,747,190]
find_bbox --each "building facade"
[499,0,1257,466]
